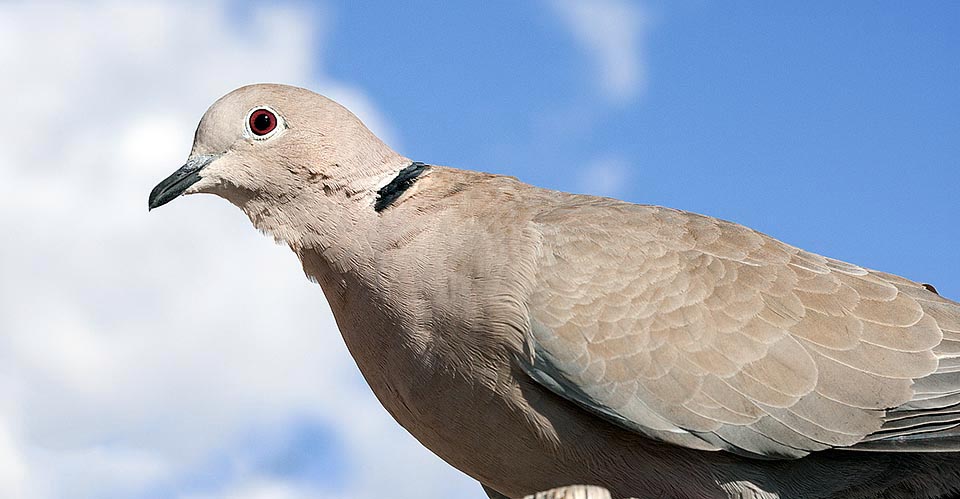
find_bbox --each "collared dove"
[149,84,960,499]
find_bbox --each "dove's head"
[148,84,405,213]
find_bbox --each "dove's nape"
[150,83,960,499]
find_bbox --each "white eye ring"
[245,106,285,140]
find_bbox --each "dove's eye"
[247,108,279,138]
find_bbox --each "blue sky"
[0,1,957,498]
[325,1,959,293]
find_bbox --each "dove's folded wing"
[520,201,960,459]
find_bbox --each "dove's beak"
[148,154,219,210]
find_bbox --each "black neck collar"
[375,162,429,212]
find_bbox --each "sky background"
[0,1,957,498]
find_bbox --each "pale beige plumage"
[150,84,960,499]
[524,201,960,458]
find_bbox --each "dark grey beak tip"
[148,171,199,211]
[147,183,173,211]
[148,155,218,211]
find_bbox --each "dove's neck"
[234,148,410,262]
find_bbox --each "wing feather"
[521,202,960,458]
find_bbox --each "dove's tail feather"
[847,434,960,453]
[849,397,960,452]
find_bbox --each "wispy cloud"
[0,1,473,498]
[577,156,634,198]
[547,0,649,104]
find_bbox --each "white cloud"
[577,156,633,198]
[182,477,322,499]
[0,418,27,497]
[547,0,649,103]
[0,1,476,498]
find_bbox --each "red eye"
[249,108,277,136]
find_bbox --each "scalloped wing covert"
[521,200,960,458]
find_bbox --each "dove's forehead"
[190,84,329,154]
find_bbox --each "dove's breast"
[291,170,727,498]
